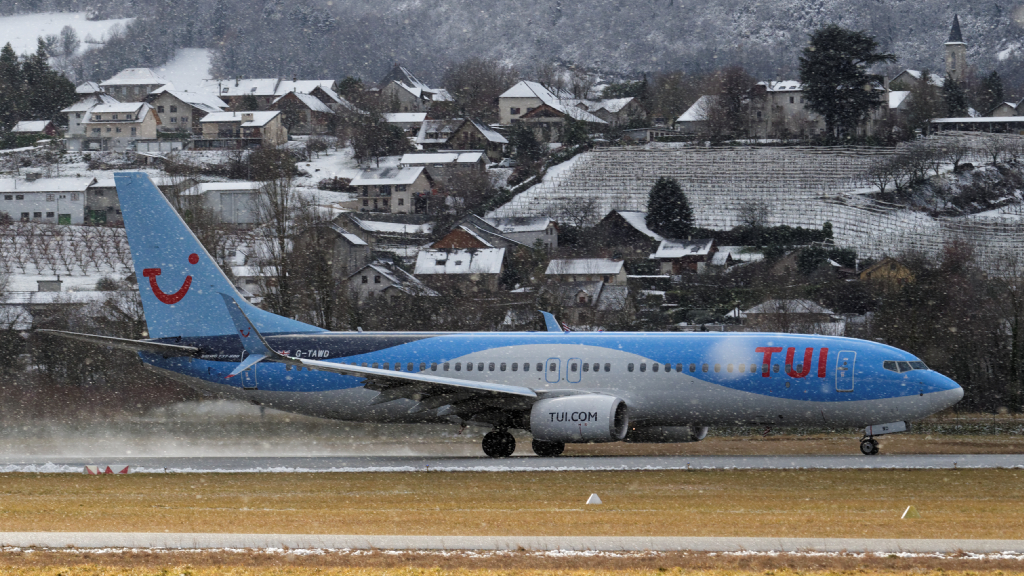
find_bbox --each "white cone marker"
[586,493,603,505]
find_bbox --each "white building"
[0,177,94,224]
[181,182,261,225]
[61,93,121,150]
[544,258,627,284]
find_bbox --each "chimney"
[242,113,254,122]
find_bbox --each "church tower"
[945,14,967,83]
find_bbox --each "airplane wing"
[219,295,538,407]
[36,329,201,357]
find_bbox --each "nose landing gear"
[860,437,879,455]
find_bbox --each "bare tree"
[551,195,600,229]
[443,58,521,123]
[251,176,299,317]
[938,136,969,172]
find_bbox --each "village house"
[591,210,664,259]
[0,176,94,224]
[99,68,170,102]
[196,111,288,149]
[81,102,160,152]
[742,299,836,333]
[333,213,434,262]
[709,246,765,268]
[270,91,335,135]
[61,92,121,150]
[583,97,646,127]
[379,64,452,113]
[445,119,508,162]
[214,78,339,110]
[399,151,487,188]
[384,112,427,137]
[650,239,717,274]
[415,118,464,149]
[859,257,915,292]
[144,88,228,136]
[516,102,607,143]
[11,120,58,139]
[349,166,433,214]
[346,261,437,303]
[988,100,1022,117]
[414,248,506,293]
[498,81,575,125]
[474,215,558,252]
[291,222,372,282]
[498,80,608,141]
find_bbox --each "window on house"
[789,96,794,104]
[15,195,23,200]
[20,213,28,220]
[170,117,177,123]
[756,111,762,119]
[181,116,188,124]
[112,114,118,120]
[46,194,55,202]
[130,127,136,136]
[71,193,78,201]
[92,128,100,134]
[170,105,177,112]
[115,127,122,133]
[3,195,10,200]
[222,87,228,94]
[380,185,392,196]
[46,212,54,218]
[362,200,368,206]
[75,113,81,118]
[93,115,101,120]
[374,275,381,284]
[362,187,369,197]
[510,107,520,115]
[361,275,368,283]
[397,198,404,206]
[33,212,41,218]
[157,106,165,113]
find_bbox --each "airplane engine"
[625,425,710,443]
[529,395,628,443]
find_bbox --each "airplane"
[41,172,964,457]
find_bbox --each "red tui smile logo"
[143,253,199,305]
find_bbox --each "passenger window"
[714,364,721,373]
[738,363,745,373]
[652,363,659,372]
[604,363,611,372]
[750,364,757,373]
[372,362,379,369]
[773,364,780,373]
[455,362,461,371]
[537,363,543,371]
[727,364,733,373]
[408,363,415,371]
[570,362,578,372]
[419,362,425,371]
[383,363,389,370]
[628,363,635,372]
[689,364,696,372]
[444,362,450,371]
[362,362,368,367]
[478,362,484,371]
[665,364,671,372]
[466,362,473,371]
[501,363,507,371]
[549,362,556,372]
[512,363,518,371]
[489,362,495,371]
[897,361,913,372]
[702,364,708,372]
[394,363,400,371]
[796,364,803,373]
[582,363,589,372]
[523,363,530,372]
[431,363,437,371]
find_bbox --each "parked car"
[495,158,518,168]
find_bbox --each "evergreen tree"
[977,71,1005,115]
[798,25,895,138]
[645,177,694,239]
[0,43,20,129]
[905,69,944,135]
[943,75,968,117]
[508,122,543,164]
[562,117,590,147]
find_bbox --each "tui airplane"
[40,172,964,457]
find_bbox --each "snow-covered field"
[154,48,214,93]
[0,12,133,56]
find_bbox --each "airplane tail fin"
[114,172,324,339]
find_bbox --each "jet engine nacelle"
[625,425,710,443]
[530,395,628,443]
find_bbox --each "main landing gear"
[860,437,880,455]
[482,430,516,458]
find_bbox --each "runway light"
[586,493,603,505]
[901,505,921,519]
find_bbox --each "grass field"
[1,469,1022,539]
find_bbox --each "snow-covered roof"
[273,92,334,114]
[61,94,120,113]
[100,68,168,86]
[651,239,715,259]
[711,246,764,266]
[589,97,634,113]
[11,121,51,133]
[329,226,368,246]
[75,81,102,94]
[758,80,803,92]
[275,79,335,96]
[468,119,508,143]
[501,81,606,124]
[400,152,485,165]
[350,166,425,186]
[416,119,463,144]
[385,112,428,123]
[612,211,665,241]
[895,70,944,88]
[349,262,438,296]
[150,88,228,113]
[200,111,280,127]
[217,78,280,97]
[743,299,833,315]
[88,102,151,115]
[677,96,714,123]
[414,248,505,275]
[889,91,911,110]
[545,258,624,275]
[481,216,553,233]
[0,177,95,193]
[347,215,434,235]
[454,225,494,248]
[181,182,261,196]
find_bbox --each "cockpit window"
[884,360,929,373]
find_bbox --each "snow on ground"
[153,48,214,93]
[0,12,133,56]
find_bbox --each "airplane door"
[545,358,561,383]
[240,352,258,390]
[567,358,582,384]
[835,351,855,392]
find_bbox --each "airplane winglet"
[220,293,291,377]
[540,311,562,333]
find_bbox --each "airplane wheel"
[482,431,516,458]
[532,439,565,457]
[860,438,879,456]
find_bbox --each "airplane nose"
[929,371,963,409]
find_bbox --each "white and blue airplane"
[42,172,964,457]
